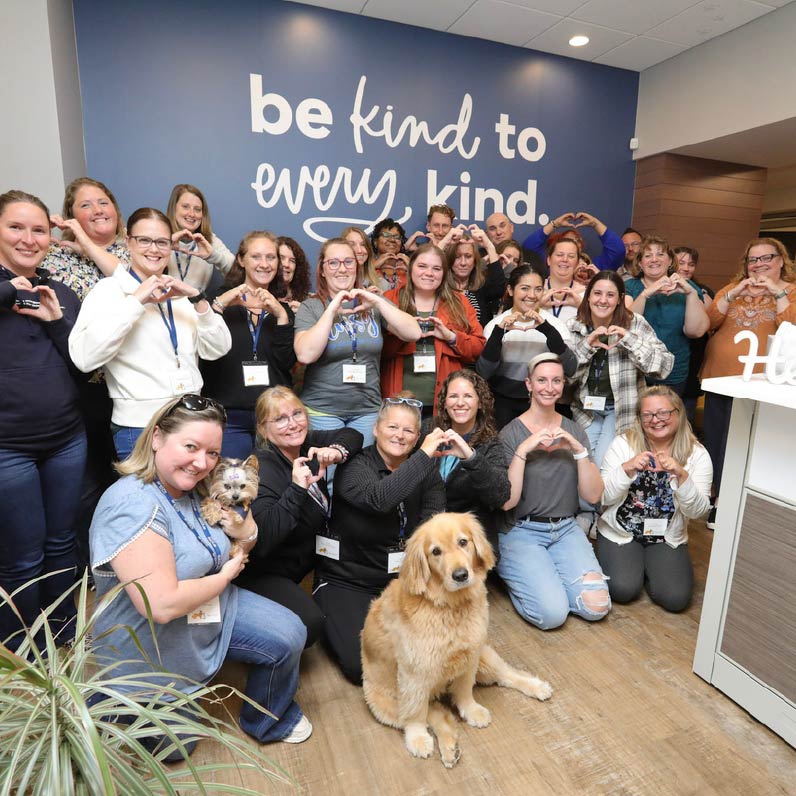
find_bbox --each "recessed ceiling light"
[569,35,590,47]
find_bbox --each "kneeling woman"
[313,396,447,683]
[596,386,712,612]
[90,395,311,745]
[499,354,609,630]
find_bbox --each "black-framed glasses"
[640,408,679,423]
[265,409,307,431]
[383,396,423,409]
[130,235,171,251]
[746,253,780,265]
[166,394,228,422]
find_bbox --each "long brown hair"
[445,238,485,291]
[433,370,497,446]
[576,271,633,329]
[225,230,286,297]
[397,243,470,331]
[313,238,363,303]
[61,177,124,241]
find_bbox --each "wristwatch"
[188,291,206,305]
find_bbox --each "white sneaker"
[283,714,313,744]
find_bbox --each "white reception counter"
[694,375,796,748]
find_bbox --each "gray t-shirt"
[90,475,237,692]
[295,298,385,415]
[500,415,592,520]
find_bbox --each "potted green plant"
[0,573,292,795]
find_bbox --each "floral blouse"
[43,240,130,302]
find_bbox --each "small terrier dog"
[201,455,259,557]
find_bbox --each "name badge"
[414,354,436,373]
[242,361,270,386]
[342,363,367,383]
[187,595,221,624]
[169,371,198,395]
[387,550,406,573]
[643,518,668,537]
[583,395,606,411]
[315,534,340,560]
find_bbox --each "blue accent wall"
[73,0,638,260]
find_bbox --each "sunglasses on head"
[383,396,423,409]
[165,394,228,423]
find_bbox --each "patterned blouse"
[43,240,130,302]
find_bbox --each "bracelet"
[328,443,349,463]
[572,449,590,460]
[774,289,788,300]
[514,452,527,461]
[243,529,258,542]
[725,291,735,303]
[213,298,226,312]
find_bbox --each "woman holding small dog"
[243,386,363,647]
[200,230,296,459]
[426,370,511,557]
[499,353,610,630]
[313,395,447,683]
[596,386,712,612]
[90,393,312,746]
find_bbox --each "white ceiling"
[284,0,794,71]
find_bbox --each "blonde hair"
[341,226,380,288]
[115,395,226,496]
[624,386,695,465]
[254,386,307,449]
[733,237,795,283]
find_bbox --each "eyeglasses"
[383,396,423,409]
[165,394,228,423]
[379,232,402,241]
[746,253,780,265]
[248,253,278,264]
[323,257,357,271]
[640,408,679,423]
[131,236,171,251]
[266,408,307,430]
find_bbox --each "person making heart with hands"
[539,237,584,323]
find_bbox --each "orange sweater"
[380,288,485,410]
[700,282,796,379]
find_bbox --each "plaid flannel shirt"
[565,314,674,434]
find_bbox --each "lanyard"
[154,479,223,572]
[130,269,180,366]
[339,314,358,363]
[588,347,609,395]
[175,249,193,282]
[396,501,408,548]
[246,310,265,360]
[546,278,573,318]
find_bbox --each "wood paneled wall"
[631,153,767,291]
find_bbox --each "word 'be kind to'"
[249,74,546,162]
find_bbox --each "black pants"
[702,392,732,496]
[312,580,378,685]
[236,572,324,649]
[596,534,693,612]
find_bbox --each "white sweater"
[168,234,236,291]
[69,267,232,427]
[597,434,712,548]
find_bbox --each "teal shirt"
[625,278,703,385]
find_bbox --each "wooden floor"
[197,520,796,795]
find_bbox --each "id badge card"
[315,534,340,560]
[414,354,436,373]
[342,363,367,383]
[187,596,221,624]
[169,371,197,395]
[387,549,406,574]
[242,361,270,386]
[583,395,606,411]
[643,518,667,537]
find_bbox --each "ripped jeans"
[497,517,611,630]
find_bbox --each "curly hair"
[276,236,312,302]
[433,369,497,447]
[371,217,406,253]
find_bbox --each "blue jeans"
[0,432,87,649]
[113,426,144,461]
[308,411,379,489]
[497,518,611,630]
[585,407,616,470]
[226,588,307,742]
[222,409,256,460]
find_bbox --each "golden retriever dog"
[361,512,552,768]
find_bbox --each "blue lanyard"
[546,278,573,319]
[397,501,407,548]
[130,269,180,366]
[154,479,223,572]
[246,310,264,360]
[175,250,192,281]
